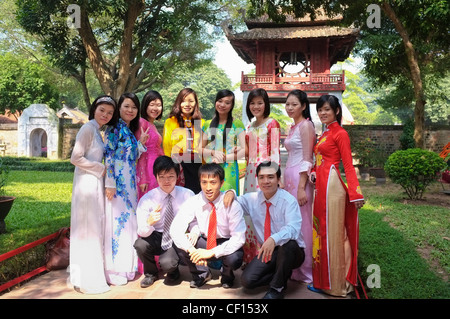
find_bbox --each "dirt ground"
[361,178,450,208]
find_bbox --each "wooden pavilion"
[225,13,359,126]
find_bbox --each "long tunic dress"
[135,118,164,200]
[104,118,145,282]
[284,119,316,283]
[243,118,280,193]
[202,119,245,195]
[312,121,364,296]
[242,117,280,264]
[69,119,110,294]
[163,116,205,194]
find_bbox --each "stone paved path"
[1,266,342,299]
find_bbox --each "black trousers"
[175,236,243,284]
[181,161,202,194]
[134,231,180,276]
[241,240,305,290]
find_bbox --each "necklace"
[183,117,192,128]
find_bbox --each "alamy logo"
[367,4,381,29]
[366,264,381,288]
[67,4,81,29]
[169,120,280,164]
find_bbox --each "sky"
[213,37,254,88]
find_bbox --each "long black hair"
[89,95,118,126]
[287,89,312,122]
[118,92,140,133]
[316,94,342,125]
[209,89,235,148]
[168,88,202,128]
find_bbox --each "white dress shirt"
[236,188,305,248]
[136,186,195,238]
[170,192,246,258]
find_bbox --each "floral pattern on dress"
[203,119,245,194]
[311,121,363,289]
[243,118,280,193]
[104,118,145,274]
[112,211,131,260]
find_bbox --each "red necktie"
[206,202,217,249]
[264,201,271,241]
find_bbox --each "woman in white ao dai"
[69,96,117,294]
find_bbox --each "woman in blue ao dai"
[104,93,149,286]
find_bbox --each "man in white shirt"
[134,156,194,288]
[235,161,305,299]
[170,163,246,289]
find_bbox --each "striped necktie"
[161,194,174,250]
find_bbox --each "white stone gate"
[17,104,59,159]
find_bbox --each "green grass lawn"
[357,180,449,299]
[0,169,73,287]
[1,170,73,251]
[1,168,449,298]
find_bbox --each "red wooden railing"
[0,230,61,293]
[241,72,345,85]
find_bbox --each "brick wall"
[1,123,449,159]
[0,123,18,156]
[58,122,82,159]
[345,124,450,155]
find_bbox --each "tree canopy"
[15,0,239,104]
[247,0,450,147]
[0,53,59,112]
[153,61,234,120]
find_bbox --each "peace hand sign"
[139,126,150,144]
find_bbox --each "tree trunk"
[381,2,425,149]
[72,67,91,110]
[79,77,91,111]
[77,6,114,97]
[113,0,145,99]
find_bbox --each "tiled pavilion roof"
[225,12,359,65]
[228,25,359,41]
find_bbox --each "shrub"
[385,148,447,199]
[352,138,388,169]
[400,118,415,150]
[352,137,376,168]
[0,156,73,172]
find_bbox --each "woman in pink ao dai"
[283,90,316,283]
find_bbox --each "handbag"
[45,227,70,271]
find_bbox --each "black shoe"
[164,268,181,285]
[262,288,284,299]
[190,272,212,288]
[140,275,156,288]
[221,281,233,289]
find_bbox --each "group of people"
[69,86,365,299]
